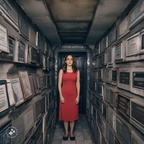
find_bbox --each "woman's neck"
[67,66,72,70]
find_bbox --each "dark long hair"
[63,54,77,73]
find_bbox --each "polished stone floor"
[52,115,95,144]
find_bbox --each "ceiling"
[17,0,132,47]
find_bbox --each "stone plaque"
[14,41,26,63]
[18,42,25,62]
[97,98,103,112]
[18,71,32,99]
[115,43,121,60]
[126,33,140,56]
[117,93,130,119]
[11,77,24,106]
[12,115,25,144]
[105,69,110,83]
[116,118,131,144]
[0,0,18,29]
[129,0,144,28]
[98,84,102,95]
[133,72,144,89]
[105,87,110,103]
[29,75,35,95]
[109,89,115,108]
[23,107,34,136]
[0,37,15,61]
[6,79,15,106]
[0,24,9,53]
[119,72,130,85]
[130,99,144,133]
[112,70,117,82]
[108,28,116,46]
[97,112,102,130]
[97,112,106,138]
[38,33,44,50]
[94,81,97,92]
[98,56,102,67]
[142,33,144,49]
[115,40,126,62]
[102,103,107,120]
[33,120,42,144]
[100,37,107,52]
[19,17,29,39]
[41,96,45,113]
[8,37,14,55]
[108,49,112,63]
[29,26,36,46]
[118,16,129,39]
[30,47,37,64]
[35,100,42,120]
[107,107,116,128]
[106,124,115,144]
[0,80,9,115]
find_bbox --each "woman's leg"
[63,121,69,136]
[70,121,75,136]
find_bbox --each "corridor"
[52,115,94,144]
[0,0,144,144]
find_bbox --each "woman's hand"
[75,97,79,104]
[60,96,65,103]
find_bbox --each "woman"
[58,54,80,141]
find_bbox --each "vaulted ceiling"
[17,0,132,47]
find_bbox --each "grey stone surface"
[52,115,95,144]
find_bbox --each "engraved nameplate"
[31,47,37,64]
[108,28,116,46]
[112,70,117,82]
[119,72,130,85]
[133,72,144,89]
[126,33,140,56]
[116,118,131,144]
[130,99,144,133]
[0,0,18,26]
[19,17,29,39]
[129,0,144,28]
[117,93,131,119]
[29,26,36,46]
[100,37,107,52]
[118,16,129,39]
[0,24,9,53]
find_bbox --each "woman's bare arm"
[76,70,80,104]
[58,69,64,103]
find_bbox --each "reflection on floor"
[52,115,95,144]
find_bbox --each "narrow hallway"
[52,115,95,144]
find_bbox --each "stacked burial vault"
[88,0,144,144]
[0,0,56,144]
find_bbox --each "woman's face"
[65,55,73,66]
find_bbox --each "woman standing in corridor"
[58,54,80,141]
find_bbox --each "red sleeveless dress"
[59,71,79,121]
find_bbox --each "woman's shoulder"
[59,69,63,73]
[76,69,80,73]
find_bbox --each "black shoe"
[63,136,68,141]
[70,134,75,141]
